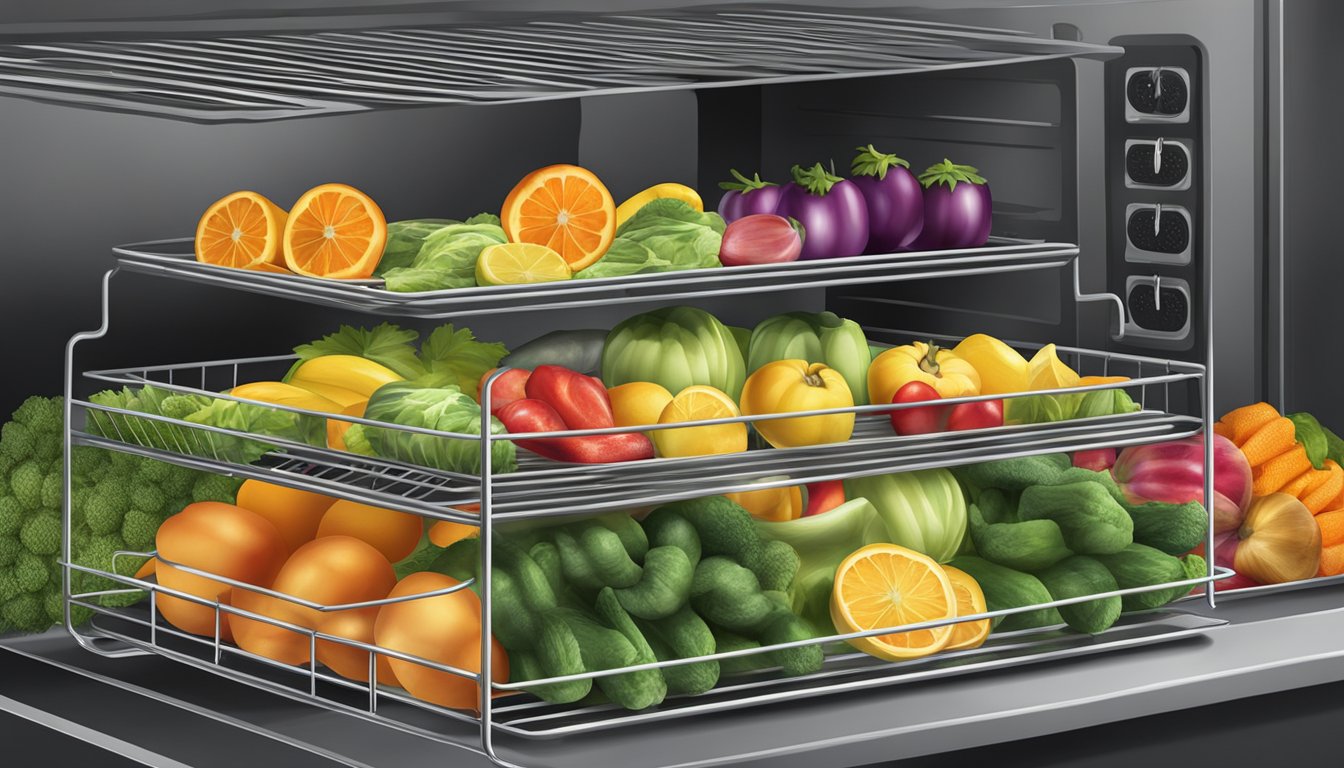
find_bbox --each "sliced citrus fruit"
[652,385,747,458]
[475,242,572,286]
[282,183,387,279]
[195,191,288,270]
[830,543,957,661]
[501,164,616,272]
[943,566,990,651]
[608,381,674,428]
[1027,343,1081,390]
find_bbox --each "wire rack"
[70,332,1205,522]
[0,7,1122,122]
[111,237,1081,319]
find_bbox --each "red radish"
[803,480,846,517]
[890,382,946,436]
[946,399,1003,432]
[718,214,803,266]
[1073,448,1118,471]
[478,368,531,414]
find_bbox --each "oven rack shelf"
[69,338,1205,522]
[0,6,1122,123]
[111,236,1081,319]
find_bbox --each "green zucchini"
[594,588,666,710]
[1035,556,1122,635]
[615,545,693,620]
[640,606,719,696]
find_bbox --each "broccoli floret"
[40,471,63,510]
[161,395,205,421]
[159,466,197,499]
[0,570,18,603]
[191,473,241,504]
[70,446,108,483]
[1,593,46,633]
[121,509,158,552]
[10,461,45,510]
[130,484,166,515]
[0,421,35,463]
[13,396,62,435]
[85,478,131,535]
[0,495,21,537]
[136,457,173,484]
[0,537,19,568]
[19,514,61,557]
[80,534,146,609]
[14,552,48,593]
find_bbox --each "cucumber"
[1093,544,1187,612]
[596,512,649,563]
[1035,556,1122,635]
[594,588,667,710]
[759,611,824,676]
[486,568,538,650]
[640,606,719,696]
[1018,482,1134,556]
[750,539,801,593]
[531,613,593,703]
[640,508,702,567]
[1126,500,1208,555]
[690,557,775,633]
[951,455,1069,493]
[503,329,608,375]
[968,504,1073,572]
[948,556,1062,632]
[615,546,693,620]
[494,536,557,613]
[710,627,770,676]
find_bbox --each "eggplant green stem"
[718,168,776,192]
[791,162,844,197]
[918,158,987,191]
[850,144,910,180]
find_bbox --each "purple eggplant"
[905,159,992,251]
[849,145,924,253]
[774,163,869,260]
[717,169,783,223]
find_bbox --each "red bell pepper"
[525,365,615,430]
[478,367,532,414]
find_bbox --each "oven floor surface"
[2,586,1343,768]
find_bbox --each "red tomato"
[889,382,947,436]
[803,480,846,517]
[946,399,1004,432]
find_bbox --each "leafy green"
[185,396,326,460]
[382,221,507,292]
[87,386,212,455]
[356,381,516,475]
[576,199,725,279]
[1006,388,1139,426]
[377,219,459,275]
[286,322,423,380]
[464,212,501,227]
[416,324,508,395]
[1288,412,1329,470]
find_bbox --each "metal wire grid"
[62,541,1233,741]
[0,8,1123,122]
[111,237,1081,319]
[71,336,1205,521]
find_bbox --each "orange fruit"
[500,164,616,272]
[195,191,288,270]
[653,385,748,458]
[830,543,956,661]
[943,566,990,651]
[282,183,387,279]
[608,382,674,428]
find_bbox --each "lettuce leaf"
[1006,388,1139,426]
[416,324,508,395]
[285,323,423,381]
[576,199,725,279]
[184,397,327,462]
[382,222,507,292]
[356,381,516,475]
[377,219,460,275]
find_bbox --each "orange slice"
[282,183,387,279]
[501,164,616,272]
[653,385,748,458]
[943,566,990,650]
[830,543,957,661]
[195,191,288,270]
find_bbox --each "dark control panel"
[1107,42,1203,352]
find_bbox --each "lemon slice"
[943,566,990,651]
[475,243,573,286]
[1027,343,1081,390]
[653,385,748,458]
[830,543,957,661]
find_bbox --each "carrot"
[1239,416,1298,468]
[1303,461,1344,514]
[1279,469,1325,499]
[1213,422,1234,441]
[1252,444,1313,496]
[1218,402,1282,444]
[1318,542,1344,577]
[1317,508,1344,548]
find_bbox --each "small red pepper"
[478,367,532,414]
[497,394,653,465]
[525,365,615,430]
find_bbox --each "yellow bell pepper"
[726,482,804,522]
[740,360,855,448]
[868,341,981,407]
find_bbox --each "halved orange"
[653,385,748,458]
[943,566,991,651]
[195,191,288,270]
[830,543,957,661]
[282,183,387,279]
[501,164,616,272]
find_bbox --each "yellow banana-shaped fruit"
[286,378,368,409]
[615,183,703,227]
[229,381,343,413]
[287,355,402,399]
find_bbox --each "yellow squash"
[614,183,703,228]
[228,381,361,451]
[951,334,1027,395]
[287,354,402,399]
[740,360,855,448]
[868,341,980,407]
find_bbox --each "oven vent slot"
[1125,139,1192,190]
